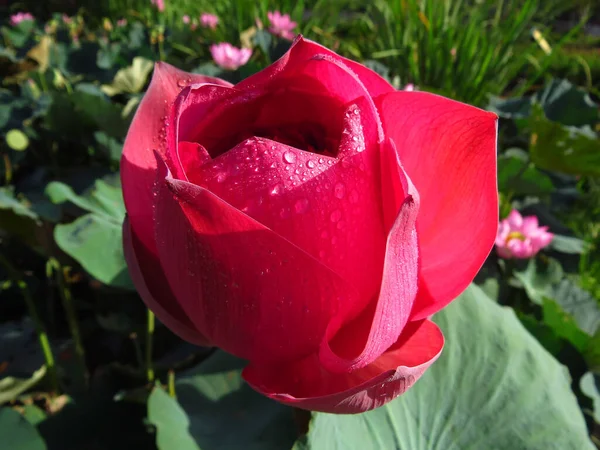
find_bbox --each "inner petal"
[181,85,346,158]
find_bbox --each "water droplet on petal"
[283,151,297,164]
[330,210,342,223]
[279,207,291,219]
[307,160,316,169]
[294,198,309,214]
[318,158,324,164]
[216,172,227,183]
[334,182,346,199]
[270,184,283,195]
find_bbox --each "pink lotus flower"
[496,210,553,259]
[200,13,219,30]
[404,83,416,91]
[10,12,34,26]
[182,15,190,24]
[210,43,252,70]
[151,0,165,12]
[267,10,297,40]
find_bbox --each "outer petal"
[318,139,420,373]
[236,36,394,98]
[376,92,498,320]
[153,156,362,364]
[122,217,211,346]
[120,62,232,256]
[243,319,444,413]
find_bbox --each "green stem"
[0,253,59,393]
[167,370,176,398]
[146,309,155,383]
[48,258,88,387]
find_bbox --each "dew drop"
[334,182,346,199]
[216,172,227,183]
[318,158,324,164]
[307,160,316,169]
[283,151,297,164]
[336,220,345,230]
[177,79,187,88]
[330,210,342,223]
[270,184,283,195]
[279,207,291,219]
[294,198,309,214]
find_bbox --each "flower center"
[506,231,526,243]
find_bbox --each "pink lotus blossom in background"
[10,12,34,26]
[117,19,128,27]
[267,10,297,40]
[200,13,219,30]
[496,210,553,259]
[182,15,190,24]
[404,83,415,91]
[210,43,252,70]
[151,0,165,12]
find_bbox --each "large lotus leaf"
[46,177,131,289]
[0,407,46,450]
[296,284,593,450]
[148,351,296,450]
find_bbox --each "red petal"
[237,36,394,98]
[192,122,386,309]
[243,319,443,413]
[153,155,361,364]
[376,92,498,319]
[122,216,211,346]
[318,140,420,372]
[121,62,231,256]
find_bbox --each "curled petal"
[236,36,394,98]
[318,139,420,373]
[376,91,498,320]
[121,62,232,256]
[243,319,444,413]
[123,217,210,346]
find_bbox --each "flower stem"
[146,309,155,383]
[48,258,88,387]
[167,370,176,398]
[0,253,59,393]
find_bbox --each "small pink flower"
[210,43,252,70]
[62,14,73,25]
[151,0,165,12]
[495,210,554,259]
[404,83,416,91]
[10,12,34,26]
[182,15,190,24]
[267,10,297,40]
[200,13,219,30]
[117,19,127,27]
